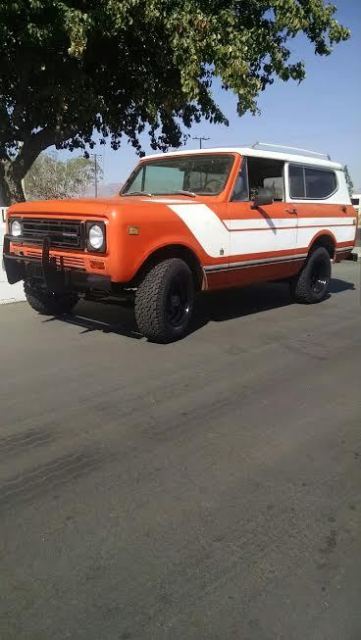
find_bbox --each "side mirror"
[251,194,274,209]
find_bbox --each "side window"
[289,164,337,199]
[247,157,285,201]
[231,159,249,201]
[305,167,337,198]
[289,165,305,198]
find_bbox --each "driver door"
[225,156,298,283]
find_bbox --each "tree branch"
[12,123,78,179]
[12,128,58,179]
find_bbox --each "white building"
[351,193,361,213]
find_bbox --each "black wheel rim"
[166,275,191,328]
[310,257,329,295]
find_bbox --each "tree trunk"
[0,162,11,207]
[0,127,62,206]
[1,127,76,206]
[0,160,25,206]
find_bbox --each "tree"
[24,153,102,200]
[0,0,349,205]
[344,165,354,198]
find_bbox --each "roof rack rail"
[252,142,331,161]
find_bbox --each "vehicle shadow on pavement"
[194,282,292,326]
[191,277,355,333]
[44,299,143,339]
[46,277,355,340]
[329,277,356,294]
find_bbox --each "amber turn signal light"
[90,260,105,270]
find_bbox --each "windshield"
[121,154,234,196]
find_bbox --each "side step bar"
[346,251,359,262]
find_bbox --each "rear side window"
[305,167,337,198]
[289,164,337,199]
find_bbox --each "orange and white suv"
[3,143,357,342]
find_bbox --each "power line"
[192,136,210,149]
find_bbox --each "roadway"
[0,261,360,639]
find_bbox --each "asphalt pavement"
[1,261,361,640]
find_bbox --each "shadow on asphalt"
[329,277,356,294]
[43,299,143,339]
[44,277,355,340]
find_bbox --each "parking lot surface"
[0,262,360,640]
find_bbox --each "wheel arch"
[308,231,336,259]
[133,244,206,291]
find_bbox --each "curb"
[0,299,26,305]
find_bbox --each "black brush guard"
[3,236,111,293]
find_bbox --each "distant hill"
[84,182,122,198]
[98,182,122,197]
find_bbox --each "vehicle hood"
[8,194,209,218]
[8,198,115,218]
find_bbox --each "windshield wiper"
[121,191,153,197]
[153,190,196,198]
[121,189,197,198]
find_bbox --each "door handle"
[286,207,297,214]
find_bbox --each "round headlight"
[88,224,104,250]
[11,220,22,237]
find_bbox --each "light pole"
[90,153,102,198]
[192,136,210,149]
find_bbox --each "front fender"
[127,234,204,282]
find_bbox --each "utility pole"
[90,153,102,198]
[192,136,210,149]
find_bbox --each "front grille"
[21,218,83,249]
[23,249,86,270]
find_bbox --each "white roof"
[145,146,343,170]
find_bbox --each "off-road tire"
[291,247,331,304]
[135,258,194,343]
[24,281,79,316]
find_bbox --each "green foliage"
[343,165,354,198]
[24,153,102,200]
[0,0,350,203]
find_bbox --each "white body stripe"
[170,204,228,258]
[224,217,355,230]
[230,228,297,256]
[296,225,355,248]
[169,204,355,259]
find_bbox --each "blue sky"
[64,1,361,191]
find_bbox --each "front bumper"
[3,236,111,293]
